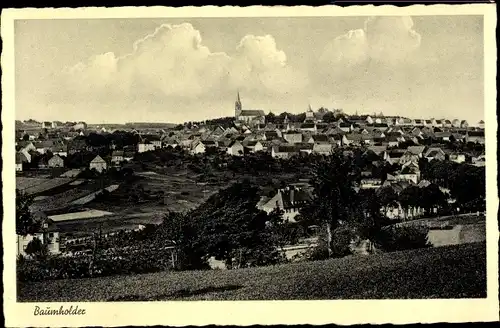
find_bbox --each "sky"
[15,15,484,124]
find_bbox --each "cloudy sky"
[15,15,484,124]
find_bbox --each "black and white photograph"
[2,4,498,326]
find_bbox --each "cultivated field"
[17,242,486,302]
[16,177,75,195]
[89,171,222,214]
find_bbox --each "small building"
[89,155,107,173]
[191,140,218,154]
[111,150,124,166]
[299,122,317,132]
[283,131,303,144]
[449,153,466,164]
[360,177,383,189]
[137,142,156,153]
[48,154,64,168]
[271,145,299,159]
[424,147,446,161]
[257,185,313,222]
[227,140,244,156]
[307,134,329,144]
[396,163,421,184]
[312,143,333,156]
[41,121,53,129]
[244,140,264,153]
[17,214,60,257]
[466,130,485,144]
[15,152,27,171]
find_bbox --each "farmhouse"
[138,142,156,153]
[283,131,303,144]
[227,140,244,156]
[271,145,299,159]
[244,140,264,153]
[17,213,60,257]
[191,140,218,154]
[257,185,313,222]
[111,150,125,166]
[48,154,64,168]
[89,155,107,173]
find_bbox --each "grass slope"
[18,242,486,302]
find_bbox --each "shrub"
[330,225,356,258]
[25,238,49,260]
[17,246,177,282]
[375,226,431,252]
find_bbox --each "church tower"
[235,91,242,119]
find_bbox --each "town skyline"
[15,15,484,124]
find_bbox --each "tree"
[25,237,49,260]
[377,186,399,218]
[420,183,446,215]
[156,212,208,270]
[190,181,285,268]
[16,190,40,236]
[398,186,421,220]
[265,112,277,123]
[302,152,358,257]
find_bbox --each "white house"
[138,142,156,153]
[271,145,299,159]
[48,154,64,168]
[17,215,60,257]
[89,155,107,173]
[227,140,244,156]
[257,185,313,222]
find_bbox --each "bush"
[330,225,356,258]
[17,246,178,282]
[25,238,49,260]
[375,226,431,252]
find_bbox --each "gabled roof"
[309,134,329,142]
[240,109,265,116]
[273,145,299,153]
[368,145,387,155]
[91,155,106,163]
[300,123,316,129]
[228,140,243,147]
[468,131,485,137]
[312,143,333,152]
[407,145,426,155]
[278,188,313,209]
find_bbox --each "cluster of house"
[15,94,485,174]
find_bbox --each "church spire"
[235,91,242,118]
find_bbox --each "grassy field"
[18,242,486,302]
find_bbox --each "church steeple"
[235,91,242,118]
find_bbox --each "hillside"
[18,242,486,302]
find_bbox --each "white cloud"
[59,23,303,104]
[321,16,422,69]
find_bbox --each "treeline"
[420,159,485,211]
